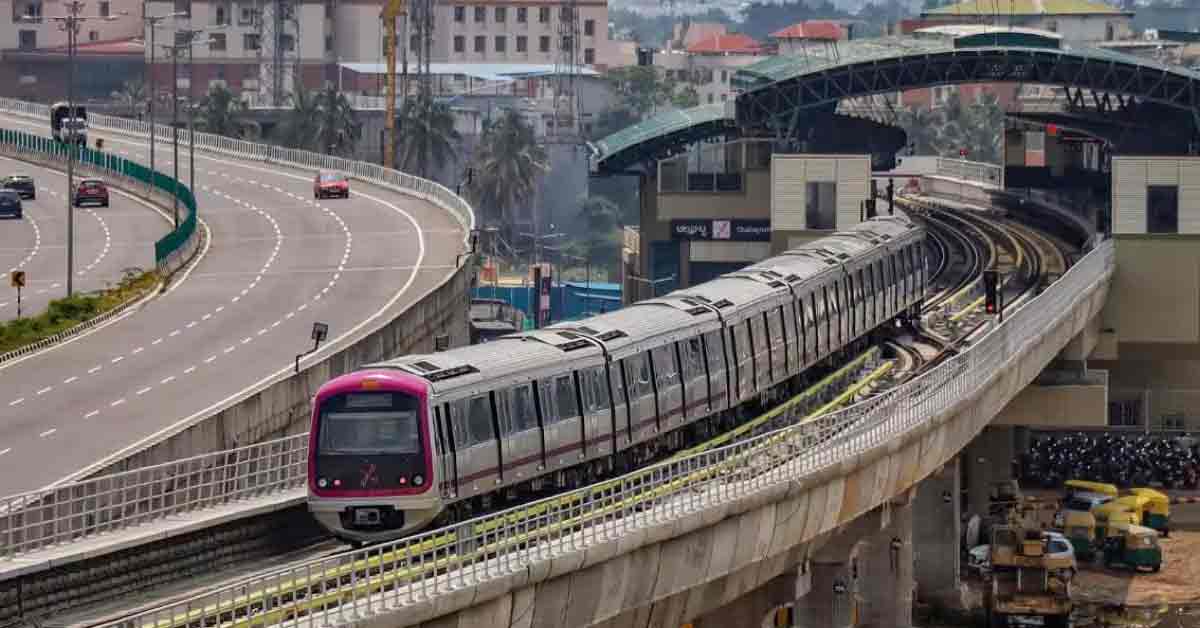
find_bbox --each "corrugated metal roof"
[589,103,731,166]
[924,0,1127,15]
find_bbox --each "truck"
[986,516,1073,628]
[50,102,88,145]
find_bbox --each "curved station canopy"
[590,26,1200,175]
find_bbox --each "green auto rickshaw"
[1102,522,1163,572]
[1128,487,1171,536]
[1063,510,1097,560]
[1093,500,1140,539]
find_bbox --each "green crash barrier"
[0,126,196,266]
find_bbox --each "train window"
[555,374,578,420]
[704,330,724,373]
[652,345,678,385]
[624,354,652,399]
[494,391,515,435]
[681,338,702,380]
[512,384,538,431]
[750,315,767,354]
[464,395,494,446]
[593,367,613,410]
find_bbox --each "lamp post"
[162,27,217,227]
[27,1,120,297]
[519,229,565,323]
[628,273,676,300]
[142,10,185,184]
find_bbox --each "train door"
[768,307,787,384]
[750,313,770,391]
[497,384,542,480]
[781,303,796,377]
[680,336,708,418]
[651,344,683,429]
[579,367,613,454]
[433,406,457,496]
[605,363,630,445]
[447,395,501,496]
[623,352,657,442]
[703,330,728,411]
[538,374,587,469]
[732,321,754,401]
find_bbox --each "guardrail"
[0,434,307,559]
[0,126,198,272]
[97,239,1114,628]
[0,98,474,240]
[935,157,1004,189]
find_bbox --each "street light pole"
[188,39,195,192]
[171,42,179,227]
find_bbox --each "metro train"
[307,214,928,543]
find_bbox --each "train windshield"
[317,392,420,455]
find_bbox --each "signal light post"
[983,269,1003,322]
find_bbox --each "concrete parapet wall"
[352,258,1111,628]
[82,261,473,480]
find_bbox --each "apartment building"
[654,24,766,105]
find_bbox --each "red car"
[74,177,109,207]
[314,171,349,199]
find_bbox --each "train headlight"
[414,474,424,486]
[318,478,328,488]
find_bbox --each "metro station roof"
[588,103,735,174]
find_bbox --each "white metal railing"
[0,98,475,243]
[97,240,1114,628]
[935,157,1004,189]
[0,433,308,559]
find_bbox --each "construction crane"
[382,0,405,170]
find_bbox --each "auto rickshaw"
[1093,500,1140,539]
[1101,522,1162,572]
[1064,480,1119,501]
[1063,510,1097,560]
[1128,487,1171,536]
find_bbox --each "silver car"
[968,531,1077,579]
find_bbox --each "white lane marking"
[35,386,51,395]
[132,347,144,355]
[88,366,102,374]
[78,208,112,275]
[136,387,152,396]
[161,375,176,384]
[169,330,181,337]
[186,321,197,328]
[63,376,78,384]
[184,366,197,374]
[270,320,280,328]
[258,328,267,335]
[223,346,235,353]
[9,398,24,406]
[5,212,41,275]
[110,398,125,407]
[0,448,10,456]
[202,313,212,321]
[84,410,99,419]
[152,338,163,345]
[111,356,124,364]
[39,429,56,438]
[298,304,308,312]
[285,312,295,319]
[241,337,252,344]
[204,355,217,363]
[215,306,224,313]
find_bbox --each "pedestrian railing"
[93,239,1114,628]
[0,433,308,560]
[0,126,198,273]
[936,157,1004,189]
[0,98,474,241]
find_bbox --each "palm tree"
[274,87,321,150]
[315,86,362,156]
[113,80,146,117]
[196,85,249,138]
[396,96,460,179]
[466,108,549,228]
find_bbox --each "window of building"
[517,6,527,22]
[495,35,505,52]
[474,6,484,22]
[1147,185,1179,233]
[454,35,465,53]
[215,5,226,24]
[495,6,505,22]
[584,18,594,35]
[210,32,227,51]
[474,35,485,52]
[516,35,527,52]
[1106,22,1115,40]
[98,1,109,16]
[88,30,98,41]
[243,33,261,51]
[175,30,190,45]
[539,35,550,52]
[1045,19,1057,32]
[561,35,571,51]
[707,93,713,104]
[584,47,594,64]
[560,6,572,21]
[214,65,225,79]
[410,34,419,51]
[454,5,464,22]
[538,7,549,22]
[720,70,727,83]
[324,1,332,18]
[324,35,332,51]
[174,0,191,17]
[239,6,254,24]
[721,93,727,101]
[805,181,837,230]
[280,33,295,51]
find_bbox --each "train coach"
[307,214,927,544]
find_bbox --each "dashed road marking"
[88,366,102,374]
[39,429,56,438]
[63,376,77,384]
[35,387,51,396]
[184,366,197,374]
[161,375,176,384]
[84,410,99,419]
[110,398,125,407]
[9,398,24,406]
[136,387,152,396]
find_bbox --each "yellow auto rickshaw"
[1128,487,1171,536]
[1101,522,1162,572]
[1063,510,1097,560]
[1064,480,1119,501]
[1093,500,1140,539]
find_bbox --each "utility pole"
[142,10,182,185]
[30,1,119,296]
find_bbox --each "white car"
[1053,491,1113,528]
[968,531,1077,579]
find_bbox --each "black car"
[1,175,34,199]
[0,189,23,219]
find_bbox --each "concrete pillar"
[858,502,914,628]
[914,458,963,610]
[965,426,1015,518]
[794,559,855,628]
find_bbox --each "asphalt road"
[0,156,166,323]
[0,113,465,495]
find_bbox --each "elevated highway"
[0,105,467,496]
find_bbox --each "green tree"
[672,84,701,109]
[314,85,362,156]
[396,96,461,180]
[589,106,640,142]
[896,105,941,155]
[114,80,146,117]
[274,87,321,150]
[605,66,677,117]
[934,91,1004,164]
[196,85,249,138]
[466,108,549,229]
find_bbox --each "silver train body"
[309,215,927,542]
